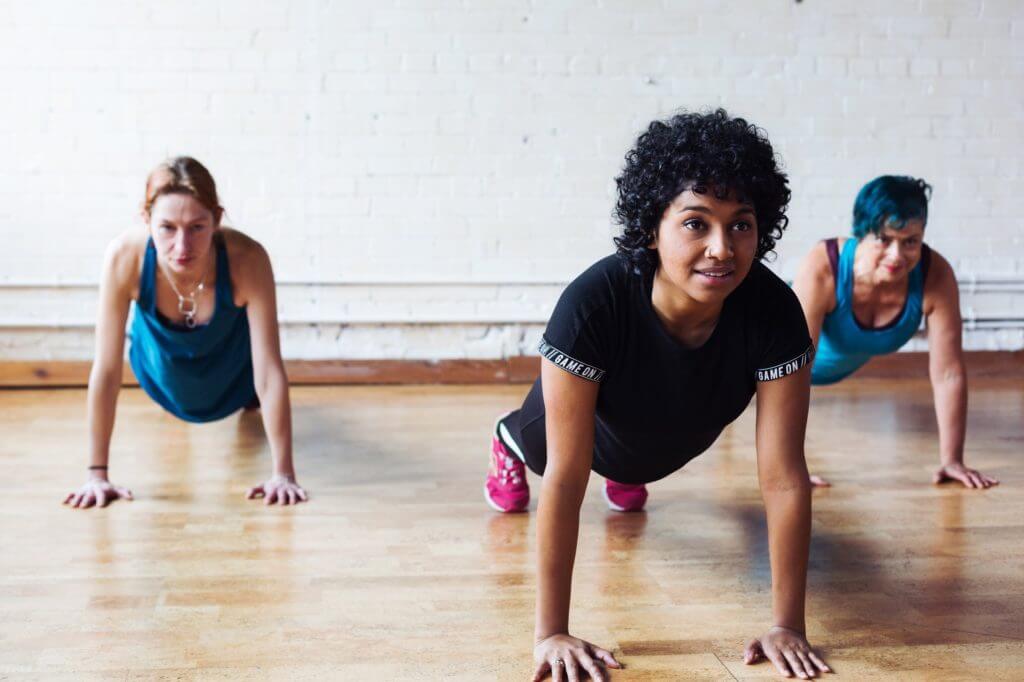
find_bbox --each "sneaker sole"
[484,482,528,513]
[602,484,645,512]
[602,484,627,512]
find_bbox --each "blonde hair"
[143,156,223,221]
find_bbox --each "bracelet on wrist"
[88,465,108,470]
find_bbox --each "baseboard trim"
[853,350,1024,379]
[0,357,543,388]
[1,351,1021,388]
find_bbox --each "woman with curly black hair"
[483,109,830,680]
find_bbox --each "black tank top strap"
[824,238,840,284]
[919,243,932,285]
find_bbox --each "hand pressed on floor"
[744,626,831,679]
[533,633,621,682]
[246,474,308,505]
[933,463,999,489]
[63,477,133,509]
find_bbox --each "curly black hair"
[613,108,791,275]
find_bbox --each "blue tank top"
[811,237,931,386]
[128,237,256,422]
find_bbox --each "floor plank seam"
[861,618,1024,644]
[712,651,739,681]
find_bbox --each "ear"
[213,207,224,227]
[648,226,659,250]
[140,209,151,226]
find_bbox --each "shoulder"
[570,254,630,290]
[745,260,797,299]
[923,245,955,287]
[220,228,275,306]
[102,230,147,292]
[221,227,272,278]
[922,245,958,308]
[558,254,630,310]
[740,262,807,327]
[791,238,840,312]
[546,255,629,344]
[796,239,839,284]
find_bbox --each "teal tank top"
[128,237,256,422]
[811,238,931,386]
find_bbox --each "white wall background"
[1,0,1022,360]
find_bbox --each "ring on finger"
[553,658,564,666]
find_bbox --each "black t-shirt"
[539,254,813,484]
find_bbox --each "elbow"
[931,364,966,386]
[253,363,287,399]
[540,468,590,507]
[89,362,122,389]
[760,469,812,496]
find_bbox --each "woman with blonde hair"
[64,157,307,508]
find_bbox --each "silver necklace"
[162,261,209,329]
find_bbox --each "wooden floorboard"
[0,379,1021,679]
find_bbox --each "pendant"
[178,295,198,328]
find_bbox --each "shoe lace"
[496,450,523,486]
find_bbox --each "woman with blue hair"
[793,175,997,489]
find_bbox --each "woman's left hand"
[744,626,831,679]
[933,463,999,489]
[246,474,308,505]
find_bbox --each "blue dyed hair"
[852,175,932,239]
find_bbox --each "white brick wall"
[1,0,1022,360]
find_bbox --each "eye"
[683,219,705,231]
[159,224,174,231]
[191,224,206,232]
[732,221,753,232]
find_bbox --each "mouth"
[694,266,736,284]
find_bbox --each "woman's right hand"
[63,476,133,509]
[533,633,622,682]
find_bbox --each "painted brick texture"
[0,0,1021,359]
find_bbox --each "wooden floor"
[1,379,1022,680]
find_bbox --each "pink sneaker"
[603,479,648,512]
[484,414,530,513]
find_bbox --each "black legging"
[504,377,715,485]
[504,378,548,476]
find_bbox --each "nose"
[175,231,192,256]
[886,240,903,261]
[706,225,734,261]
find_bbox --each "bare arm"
[532,359,619,681]
[744,365,831,678]
[791,241,837,353]
[535,358,597,641]
[233,236,306,504]
[924,252,997,489]
[756,366,812,632]
[66,236,138,508]
[791,241,836,488]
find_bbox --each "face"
[860,218,925,284]
[145,193,219,275]
[651,187,759,306]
